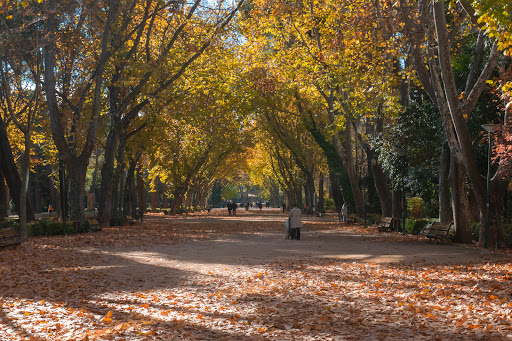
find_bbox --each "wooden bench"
[0,227,22,247]
[377,217,394,232]
[420,222,453,241]
[86,219,101,232]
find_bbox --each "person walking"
[287,203,302,240]
[341,202,348,224]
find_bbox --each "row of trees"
[0,0,248,237]
[239,0,512,246]
[0,0,511,247]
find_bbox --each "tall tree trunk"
[0,169,7,218]
[0,115,34,221]
[136,165,145,221]
[90,149,101,195]
[329,170,344,213]
[392,190,402,230]
[66,157,88,223]
[450,157,472,243]
[305,172,315,214]
[97,122,120,228]
[368,149,392,217]
[439,141,451,223]
[317,174,325,213]
[20,133,31,240]
[335,126,364,217]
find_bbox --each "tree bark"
[371,159,393,218]
[0,169,8,218]
[97,121,120,228]
[0,114,34,221]
[317,174,325,213]
[66,157,88,223]
[439,141,451,223]
[450,156,472,243]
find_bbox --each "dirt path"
[96,213,489,285]
[1,210,511,340]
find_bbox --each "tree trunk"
[136,165,145,221]
[450,157,472,243]
[392,190,402,230]
[0,115,34,221]
[439,141,451,223]
[368,149,392,217]
[305,172,315,214]
[20,132,31,240]
[329,170,344,213]
[317,174,325,213]
[97,123,120,228]
[66,157,88,223]
[0,169,7,218]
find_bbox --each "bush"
[406,219,430,235]
[28,219,76,237]
[503,224,512,248]
[176,207,185,214]
[324,198,335,211]
[471,222,480,241]
[110,216,126,227]
[407,197,424,218]
[147,208,152,213]
[364,213,381,226]
[0,219,15,229]
[162,209,170,215]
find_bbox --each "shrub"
[364,213,380,226]
[109,216,126,227]
[471,222,480,241]
[407,197,424,218]
[324,198,335,211]
[29,219,75,237]
[406,219,430,235]
[503,224,512,248]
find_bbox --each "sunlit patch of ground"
[1,212,511,340]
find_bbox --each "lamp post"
[397,151,407,235]
[481,124,500,249]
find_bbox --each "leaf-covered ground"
[1,209,511,340]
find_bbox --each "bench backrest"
[382,217,393,224]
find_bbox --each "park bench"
[85,219,101,231]
[0,227,22,248]
[420,221,453,242]
[377,217,394,232]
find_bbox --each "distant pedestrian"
[287,203,302,240]
[341,202,348,224]
[282,202,286,213]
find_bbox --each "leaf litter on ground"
[0,209,511,340]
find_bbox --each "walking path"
[1,210,511,340]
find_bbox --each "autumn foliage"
[1,212,512,340]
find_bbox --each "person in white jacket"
[287,203,303,240]
[341,202,348,224]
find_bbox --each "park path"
[1,210,511,340]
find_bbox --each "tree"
[96,0,246,227]
[398,0,510,244]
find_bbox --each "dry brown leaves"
[0,209,511,340]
